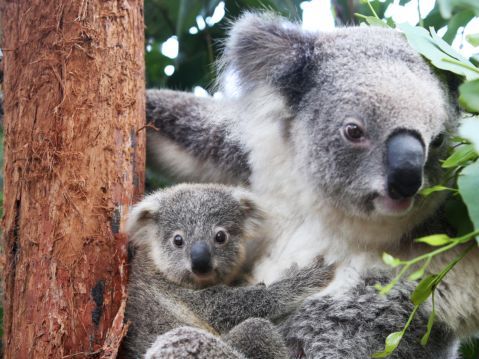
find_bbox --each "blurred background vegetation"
[0,0,478,356]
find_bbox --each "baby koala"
[124,183,333,358]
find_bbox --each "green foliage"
[415,234,453,246]
[438,0,479,19]
[459,80,479,112]
[458,160,479,240]
[334,0,395,26]
[398,23,479,80]
[460,117,479,151]
[144,0,304,89]
[372,329,407,358]
[467,33,479,46]
[442,143,477,168]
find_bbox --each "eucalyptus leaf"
[408,267,425,281]
[458,117,479,153]
[408,256,432,282]
[375,280,397,295]
[365,16,390,28]
[421,294,436,346]
[411,275,437,306]
[429,27,470,63]
[442,10,475,45]
[420,185,456,196]
[442,144,477,168]
[415,234,452,246]
[467,33,479,47]
[459,80,479,113]
[458,160,479,239]
[398,23,479,81]
[382,252,403,267]
[355,14,390,28]
[372,331,404,358]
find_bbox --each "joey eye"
[343,123,365,142]
[173,234,184,248]
[431,133,445,148]
[214,230,228,244]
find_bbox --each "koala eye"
[431,133,445,148]
[343,123,365,142]
[214,230,228,244]
[173,234,184,248]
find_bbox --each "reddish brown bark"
[1,1,145,357]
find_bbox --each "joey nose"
[190,241,212,274]
[386,132,425,199]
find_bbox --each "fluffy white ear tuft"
[126,193,162,246]
[219,12,316,98]
[231,187,267,240]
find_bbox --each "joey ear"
[126,194,161,244]
[221,12,317,105]
[232,188,266,238]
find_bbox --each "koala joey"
[124,183,333,358]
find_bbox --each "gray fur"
[145,326,245,359]
[146,90,250,185]
[146,319,289,359]
[223,318,290,359]
[124,184,334,358]
[281,274,458,359]
[145,12,473,358]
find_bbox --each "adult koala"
[144,13,478,358]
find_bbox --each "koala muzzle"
[191,241,212,274]
[386,131,425,199]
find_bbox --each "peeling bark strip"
[0,1,145,358]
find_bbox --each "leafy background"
[0,0,478,357]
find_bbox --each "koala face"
[290,30,455,220]
[127,184,263,288]
[222,14,458,221]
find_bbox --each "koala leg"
[223,318,290,359]
[280,274,459,359]
[144,326,246,359]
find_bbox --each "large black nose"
[386,131,425,199]
[190,241,212,274]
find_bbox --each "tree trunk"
[0,1,145,357]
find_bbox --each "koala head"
[127,184,264,288]
[221,13,459,222]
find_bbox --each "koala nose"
[386,131,425,199]
[190,241,212,275]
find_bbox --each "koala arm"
[146,89,250,184]
[281,273,459,359]
[180,257,334,334]
[145,326,246,359]
[222,318,289,359]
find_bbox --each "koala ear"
[220,12,317,104]
[126,194,161,246]
[232,188,266,239]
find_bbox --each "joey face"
[128,184,260,288]
[157,222,245,288]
